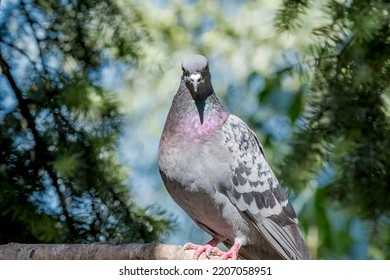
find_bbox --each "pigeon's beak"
[190,73,202,92]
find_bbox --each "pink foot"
[218,241,241,260]
[184,238,224,259]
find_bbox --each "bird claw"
[218,241,241,260]
[184,241,224,259]
[218,250,238,260]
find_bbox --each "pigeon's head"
[181,54,212,98]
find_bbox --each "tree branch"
[0,52,77,240]
[0,243,219,260]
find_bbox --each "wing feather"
[222,115,309,260]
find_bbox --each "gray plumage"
[158,54,310,260]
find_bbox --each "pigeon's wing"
[221,115,309,260]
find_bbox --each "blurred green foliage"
[0,0,171,244]
[276,0,390,259]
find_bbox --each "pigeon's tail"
[241,205,311,260]
[223,224,311,260]
[257,218,311,260]
[285,224,311,260]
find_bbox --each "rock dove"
[158,54,310,260]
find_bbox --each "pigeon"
[158,54,310,260]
